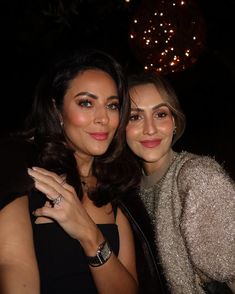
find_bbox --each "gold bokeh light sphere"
[129,0,206,74]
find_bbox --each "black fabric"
[119,190,170,294]
[0,137,35,209]
[34,223,119,294]
[203,281,233,294]
[29,189,119,294]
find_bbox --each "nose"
[143,117,158,135]
[94,106,109,125]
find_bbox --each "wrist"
[86,239,112,267]
[79,226,104,255]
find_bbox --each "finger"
[28,168,76,200]
[45,201,53,208]
[33,179,58,198]
[33,178,75,209]
[28,168,66,193]
[33,206,60,220]
[59,176,66,186]
[29,167,66,186]
[51,194,63,206]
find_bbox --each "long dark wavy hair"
[22,49,139,206]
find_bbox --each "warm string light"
[129,0,206,74]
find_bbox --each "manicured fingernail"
[27,168,34,175]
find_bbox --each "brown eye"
[156,111,168,118]
[129,114,140,121]
[154,106,171,119]
[106,103,120,111]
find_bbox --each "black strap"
[119,200,168,294]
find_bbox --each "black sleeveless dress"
[28,189,120,294]
[29,189,120,294]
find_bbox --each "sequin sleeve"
[178,156,235,282]
[0,137,35,209]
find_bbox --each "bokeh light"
[129,0,206,74]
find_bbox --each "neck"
[143,149,174,176]
[80,174,96,192]
[141,150,176,189]
[74,151,93,177]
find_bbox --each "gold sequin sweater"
[139,151,235,294]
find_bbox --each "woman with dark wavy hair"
[0,49,139,294]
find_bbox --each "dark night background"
[1,0,235,179]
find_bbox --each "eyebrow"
[130,102,169,112]
[75,91,119,100]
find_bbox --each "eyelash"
[129,114,141,121]
[77,99,119,111]
[129,111,169,121]
[154,111,168,118]
[106,103,120,111]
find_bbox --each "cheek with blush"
[126,127,141,153]
[109,113,119,130]
[157,119,175,136]
[126,125,140,144]
[63,110,92,128]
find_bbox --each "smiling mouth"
[140,139,161,148]
[89,132,109,141]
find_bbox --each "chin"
[140,154,161,163]
[144,158,161,164]
[89,142,110,154]
[90,148,109,156]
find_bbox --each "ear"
[172,116,176,135]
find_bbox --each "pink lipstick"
[89,132,108,141]
[140,139,161,148]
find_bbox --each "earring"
[173,126,177,135]
[60,120,64,127]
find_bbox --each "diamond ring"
[52,194,63,205]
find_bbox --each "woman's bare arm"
[89,208,138,294]
[0,196,40,294]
